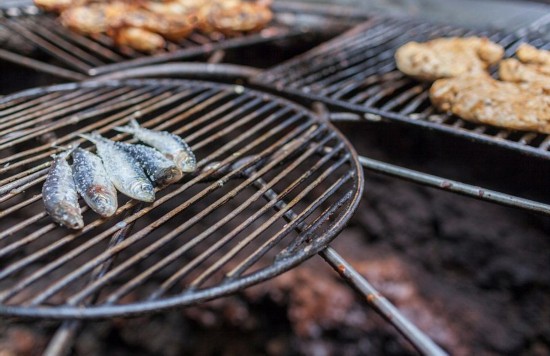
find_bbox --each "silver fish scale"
[72,148,118,217]
[116,142,182,186]
[116,120,196,173]
[89,136,155,203]
[42,153,83,229]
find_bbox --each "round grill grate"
[0,79,362,319]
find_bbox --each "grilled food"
[42,147,84,230]
[517,43,550,65]
[110,27,165,52]
[499,44,550,84]
[198,1,273,36]
[59,3,114,34]
[71,148,118,218]
[80,133,156,202]
[37,0,273,51]
[499,58,550,84]
[35,0,79,12]
[117,142,183,187]
[115,119,196,173]
[430,74,550,134]
[395,37,504,81]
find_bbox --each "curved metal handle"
[90,63,261,82]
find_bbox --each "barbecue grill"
[253,17,550,160]
[1,0,550,354]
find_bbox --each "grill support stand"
[320,247,448,356]
[248,168,447,356]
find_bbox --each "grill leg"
[320,247,448,356]
[248,174,447,356]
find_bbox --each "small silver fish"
[42,147,84,229]
[79,133,155,203]
[117,142,183,187]
[115,119,196,173]
[72,148,118,217]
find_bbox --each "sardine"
[116,142,183,187]
[71,147,118,217]
[79,133,155,203]
[115,119,196,173]
[42,147,84,229]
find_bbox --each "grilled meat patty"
[395,37,504,81]
[499,44,550,84]
[430,74,550,134]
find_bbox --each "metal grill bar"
[358,156,550,216]
[0,88,94,126]
[4,18,93,72]
[39,17,125,63]
[43,204,142,356]
[0,87,129,136]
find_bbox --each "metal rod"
[89,28,297,76]
[358,156,550,216]
[0,48,86,81]
[320,247,448,356]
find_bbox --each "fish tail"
[51,142,80,160]
[78,132,103,145]
[114,119,141,134]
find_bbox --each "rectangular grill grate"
[254,17,550,160]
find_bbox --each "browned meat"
[198,1,273,36]
[430,74,550,134]
[40,0,273,51]
[517,43,550,66]
[395,37,504,81]
[35,0,77,12]
[499,44,550,84]
[113,9,196,41]
[499,58,550,84]
[110,27,165,52]
[59,3,118,34]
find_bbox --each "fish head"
[53,203,84,230]
[129,179,156,202]
[174,152,197,173]
[154,167,183,187]
[87,185,118,217]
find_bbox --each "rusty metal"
[320,247,448,356]
[253,18,550,160]
[0,5,308,79]
[0,78,362,319]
